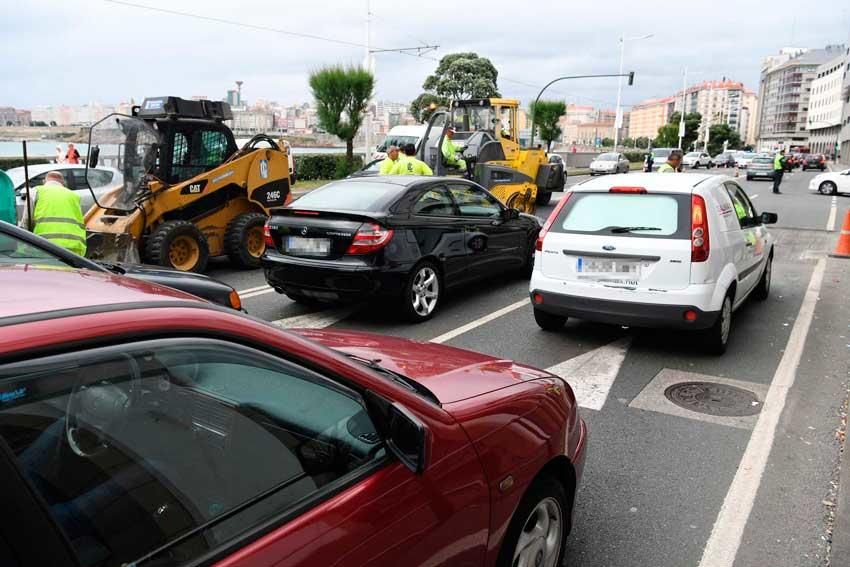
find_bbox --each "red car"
[802,153,826,171]
[0,265,586,567]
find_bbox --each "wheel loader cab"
[418,98,563,213]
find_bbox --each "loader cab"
[133,96,239,185]
[418,99,523,177]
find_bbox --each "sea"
[0,140,357,159]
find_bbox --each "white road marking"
[237,284,271,295]
[749,194,758,200]
[827,196,838,231]
[429,299,528,344]
[271,306,359,329]
[241,287,276,299]
[698,258,827,567]
[546,338,631,411]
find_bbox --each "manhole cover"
[664,382,762,417]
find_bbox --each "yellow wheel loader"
[417,98,565,213]
[84,96,293,272]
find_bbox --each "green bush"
[1,157,52,170]
[294,154,364,180]
[623,151,648,163]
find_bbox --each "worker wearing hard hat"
[442,127,467,173]
[393,144,433,176]
[379,145,401,175]
[657,150,683,173]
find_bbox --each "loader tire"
[146,220,209,273]
[225,212,268,269]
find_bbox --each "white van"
[373,125,429,161]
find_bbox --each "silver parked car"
[7,164,123,220]
[682,151,713,169]
[734,152,757,169]
[589,152,630,175]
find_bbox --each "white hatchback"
[530,173,777,354]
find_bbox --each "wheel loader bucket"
[86,232,141,265]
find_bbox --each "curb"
[832,386,850,564]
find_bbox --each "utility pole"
[363,0,373,161]
[613,33,653,149]
[704,83,713,152]
[678,68,687,150]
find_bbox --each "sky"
[3,0,850,110]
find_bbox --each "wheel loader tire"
[536,190,553,206]
[146,220,210,273]
[225,212,268,269]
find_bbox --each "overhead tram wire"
[103,0,437,60]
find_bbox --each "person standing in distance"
[657,150,683,173]
[393,144,433,176]
[772,149,785,194]
[65,143,80,165]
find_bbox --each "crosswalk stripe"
[272,306,359,329]
[241,287,276,299]
[237,284,272,295]
[429,299,528,344]
[546,338,631,411]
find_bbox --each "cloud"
[2,0,848,109]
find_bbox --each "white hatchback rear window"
[560,194,680,236]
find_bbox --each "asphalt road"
[208,167,850,567]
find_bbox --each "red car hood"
[291,329,552,404]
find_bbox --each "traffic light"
[628,71,635,86]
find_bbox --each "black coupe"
[261,176,542,321]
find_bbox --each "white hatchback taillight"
[691,194,710,262]
[346,223,394,255]
[536,192,572,251]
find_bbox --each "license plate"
[285,236,331,256]
[576,257,639,275]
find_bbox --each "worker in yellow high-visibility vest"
[20,171,86,256]
[393,144,433,176]
[378,146,402,175]
[657,150,683,173]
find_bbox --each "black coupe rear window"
[291,181,405,211]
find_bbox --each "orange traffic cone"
[830,208,850,258]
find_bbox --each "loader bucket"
[86,232,141,265]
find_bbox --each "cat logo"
[259,159,269,180]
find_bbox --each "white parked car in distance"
[809,168,850,195]
[530,173,777,354]
[682,151,713,169]
[372,124,429,161]
[589,152,630,175]
[6,164,124,219]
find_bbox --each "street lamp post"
[614,33,653,149]
[530,72,635,148]
[678,67,688,150]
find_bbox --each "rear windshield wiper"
[344,353,440,406]
[609,226,662,234]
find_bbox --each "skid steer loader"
[84,96,292,272]
[418,98,565,212]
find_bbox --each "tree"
[634,136,651,149]
[529,100,566,152]
[309,65,375,162]
[622,137,635,148]
[707,123,742,156]
[410,93,447,123]
[422,52,500,100]
[656,112,702,150]
[601,137,614,148]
